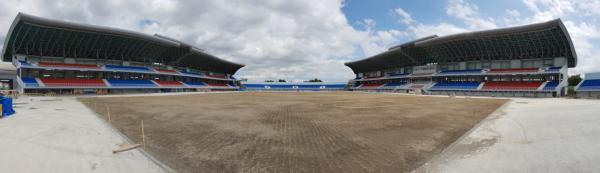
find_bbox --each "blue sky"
[0,0,598,82]
[339,0,600,78]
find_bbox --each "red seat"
[488,68,539,73]
[38,61,99,69]
[154,80,183,86]
[40,78,105,87]
[155,69,177,73]
[482,81,542,90]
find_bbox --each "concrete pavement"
[0,96,170,173]
[415,98,600,173]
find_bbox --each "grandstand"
[242,83,347,91]
[345,19,576,97]
[575,72,600,99]
[2,13,244,94]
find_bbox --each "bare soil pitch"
[80,92,506,173]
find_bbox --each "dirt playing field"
[80,92,507,173]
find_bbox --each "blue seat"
[431,81,481,90]
[244,84,267,89]
[269,85,294,89]
[322,84,346,89]
[543,81,559,90]
[296,85,320,89]
[578,79,600,90]
[21,77,39,87]
[19,60,32,66]
[105,65,151,72]
[107,79,157,87]
[546,66,562,72]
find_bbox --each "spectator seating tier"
[578,79,600,90]
[488,68,539,73]
[154,80,183,86]
[105,65,151,72]
[543,81,560,90]
[107,79,157,87]
[155,69,178,73]
[19,60,33,66]
[183,81,207,86]
[40,78,105,87]
[38,61,99,69]
[21,77,39,87]
[430,81,481,90]
[545,66,562,72]
[207,83,229,87]
[359,83,384,89]
[482,81,542,90]
[383,82,405,87]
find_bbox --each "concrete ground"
[0,96,170,173]
[414,97,600,173]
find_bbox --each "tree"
[568,75,582,86]
[304,78,322,82]
[278,79,286,82]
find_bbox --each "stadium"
[0,9,600,173]
[3,13,243,94]
[345,19,576,97]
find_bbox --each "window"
[482,61,490,69]
[466,61,481,69]
[492,61,510,69]
[543,59,554,67]
[522,60,534,68]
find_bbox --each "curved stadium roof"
[345,19,577,73]
[1,13,244,74]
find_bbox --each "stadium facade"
[345,19,577,97]
[2,13,244,94]
[242,82,347,91]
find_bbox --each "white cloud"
[517,0,600,75]
[392,0,600,76]
[394,8,414,25]
[0,0,386,82]
[446,0,497,29]
[506,9,520,17]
